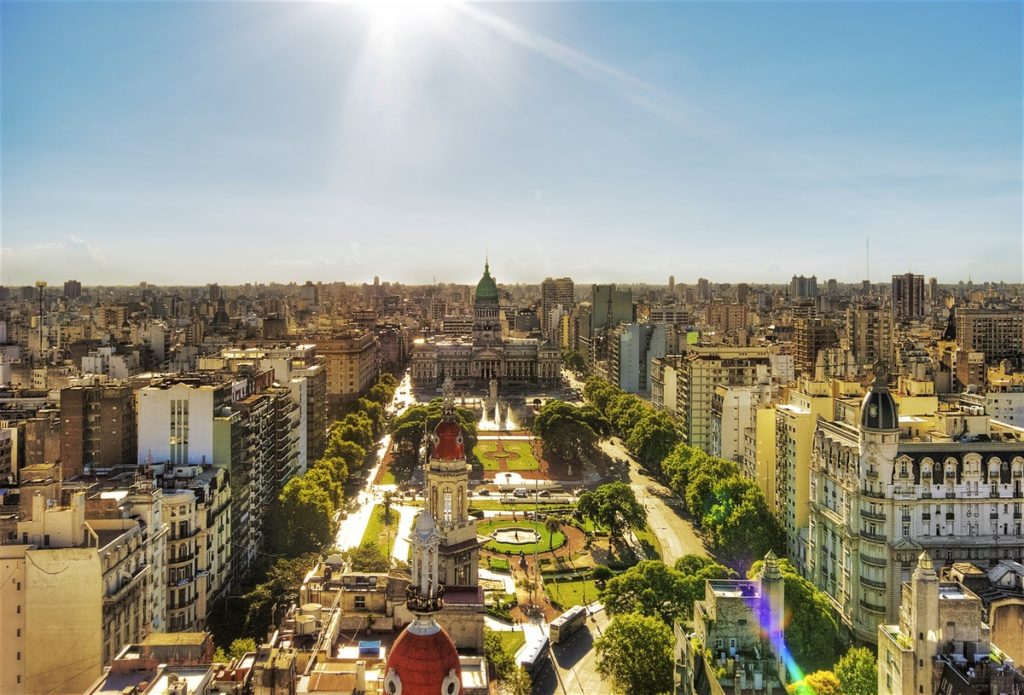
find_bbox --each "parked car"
[513,488,529,498]
[478,489,491,496]
[537,490,551,498]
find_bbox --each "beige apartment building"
[317,331,379,409]
[0,491,151,694]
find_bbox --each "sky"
[1,1,1021,287]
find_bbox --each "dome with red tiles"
[431,418,465,461]
[383,617,462,695]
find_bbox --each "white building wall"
[137,384,215,465]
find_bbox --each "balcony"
[167,594,197,611]
[861,553,887,567]
[168,551,195,567]
[859,599,887,614]
[104,564,150,605]
[860,576,887,590]
[859,530,887,543]
[860,509,886,521]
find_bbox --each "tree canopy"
[345,541,391,573]
[787,671,842,695]
[533,400,600,471]
[577,481,646,544]
[600,560,690,625]
[595,613,673,695]
[835,646,877,695]
[270,475,335,556]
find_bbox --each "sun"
[353,0,452,42]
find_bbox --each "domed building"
[806,363,1024,644]
[411,260,561,388]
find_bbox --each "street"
[599,437,710,564]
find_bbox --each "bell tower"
[424,376,481,588]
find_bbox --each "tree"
[787,671,842,695]
[498,667,531,695]
[270,475,334,556]
[599,560,690,625]
[577,482,647,547]
[324,437,366,473]
[380,490,397,525]
[241,554,318,636]
[516,577,538,604]
[626,410,680,470]
[673,555,735,620]
[595,613,673,695]
[334,411,375,451]
[835,646,877,695]
[545,517,562,552]
[483,629,533,695]
[304,465,344,507]
[533,400,599,470]
[345,541,391,572]
[214,637,257,663]
[606,393,646,437]
[562,349,587,373]
[356,397,385,436]
[703,478,783,571]
[748,557,843,673]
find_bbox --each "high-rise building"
[540,277,574,338]
[891,273,925,321]
[696,277,711,302]
[676,346,771,452]
[63,279,82,300]
[846,303,895,367]
[590,284,633,331]
[668,275,676,294]
[609,324,667,394]
[955,308,1024,362]
[790,275,818,298]
[318,331,380,410]
[60,383,136,478]
[707,302,747,335]
[794,318,837,375]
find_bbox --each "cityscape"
[2,3,1023,695]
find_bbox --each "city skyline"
[2,1,1021,285]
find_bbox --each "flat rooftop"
[708,579,761,598]
[938,583,969,600]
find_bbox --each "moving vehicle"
[518,635,550,675]
[549,605,588,644]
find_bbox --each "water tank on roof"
[295,614,316,636]
[302,603,322,620]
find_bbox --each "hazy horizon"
[2,1,1021,286]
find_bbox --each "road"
[599,437,709,564]
[533,606,610,695]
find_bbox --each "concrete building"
[710,383,769,465]
[318,331,379,409]
[877,552,1024,695]
[590,284,634,332]
[60,383,136,478]
[955,308,1024,362]
[793,318,838,377]
[846,303,895,368]
[675,552,787,695]
[806,374,1024,642]
[677,346,771,453]
[708,302,748,335]
[790,275,818,299]
[610,323,667,394]
[540,277,574,338]
[892,273,925,322]
[0,491,152,694]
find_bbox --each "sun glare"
[354,0,451,42]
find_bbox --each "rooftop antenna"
[865,237,870,282]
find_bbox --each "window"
[354,595,366,610]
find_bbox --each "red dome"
[384,621,462,695]
[431,418,465,461]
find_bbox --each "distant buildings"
[955,308,1024,362]
[540,276,574,338]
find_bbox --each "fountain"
[477,378,518,431]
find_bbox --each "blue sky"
[2,1,1021,286]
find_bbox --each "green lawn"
[361,504,398,557]
[497,630,525,656]
[473,440,541,471]
[544,577,599,610]
[379,469,396,485]
[478,518,566,554]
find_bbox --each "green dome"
[475,262,499,302]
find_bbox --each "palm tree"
[545,517,562,552]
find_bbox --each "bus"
[549,605,588,644]
[517,635,550,676]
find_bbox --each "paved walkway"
[390,504,418,563]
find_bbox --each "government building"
[806,370,1024,642]
[411,261,561,389]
